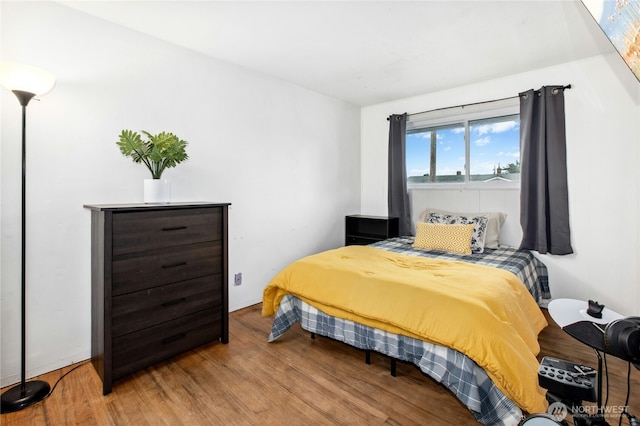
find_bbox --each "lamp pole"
[0,63,55,413]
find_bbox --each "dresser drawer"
[112,241,221,296]
[112,274,222,337]
[112,308,222,380]
[112,208,222,256]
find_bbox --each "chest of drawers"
[84,202,230,395]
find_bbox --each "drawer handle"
[162,226,188,231]
[161,297,186,307]
[162,333,187,345]
[162,261,187,269]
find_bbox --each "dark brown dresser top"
[84,202,231,212]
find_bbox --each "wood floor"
[2,304,639,425]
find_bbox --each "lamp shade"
[0,62,55,96]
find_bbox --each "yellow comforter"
[263,245,548,414]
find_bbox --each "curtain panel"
[388,113,412,236]
[519,86,573,255]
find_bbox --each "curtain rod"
[387,84,571,120]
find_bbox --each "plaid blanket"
[269,295,523,426]
[370,237,550,303]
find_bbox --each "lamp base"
[1,380,50,413]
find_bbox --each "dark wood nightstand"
[345,215,399,246]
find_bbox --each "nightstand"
[345,215,399,246]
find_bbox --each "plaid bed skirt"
[268,295,524,426]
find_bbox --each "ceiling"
[59,0,614,106]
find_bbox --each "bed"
[262,211,551,426]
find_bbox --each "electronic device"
[587,300,604,319]
[603,317,640,367]
[538,357,597,403]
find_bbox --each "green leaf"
[116,129,189,179]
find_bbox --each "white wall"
[0,1,361,386]
[361,55,640,316]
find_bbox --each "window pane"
[406,124,465,183]
[469,114,520,182]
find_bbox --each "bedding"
[373,237,550,303]
[417,208,507,249]
[423,212,489,253]
[269,295,523,426]
[413,222,477,254]
[263,237,550,425]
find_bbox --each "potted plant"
[116,129,189,203]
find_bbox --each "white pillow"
[417,208,506,249]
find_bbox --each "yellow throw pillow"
[413,222,475,255]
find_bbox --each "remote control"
[538,356,597,402]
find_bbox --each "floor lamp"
[0,62,56,413]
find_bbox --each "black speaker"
[604,317,640,365]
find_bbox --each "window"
[406,98,520,185]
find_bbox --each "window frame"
[405,98,520,190]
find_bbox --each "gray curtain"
[519,86,573,255]
[388,113,412,236]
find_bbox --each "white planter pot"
[144,179,170,204]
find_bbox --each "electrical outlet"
[234,272,242,286]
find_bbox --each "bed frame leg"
[390,358,397,377]
[365,350,371,365]
[310,332,315,339]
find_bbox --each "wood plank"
[2,305,638,425]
